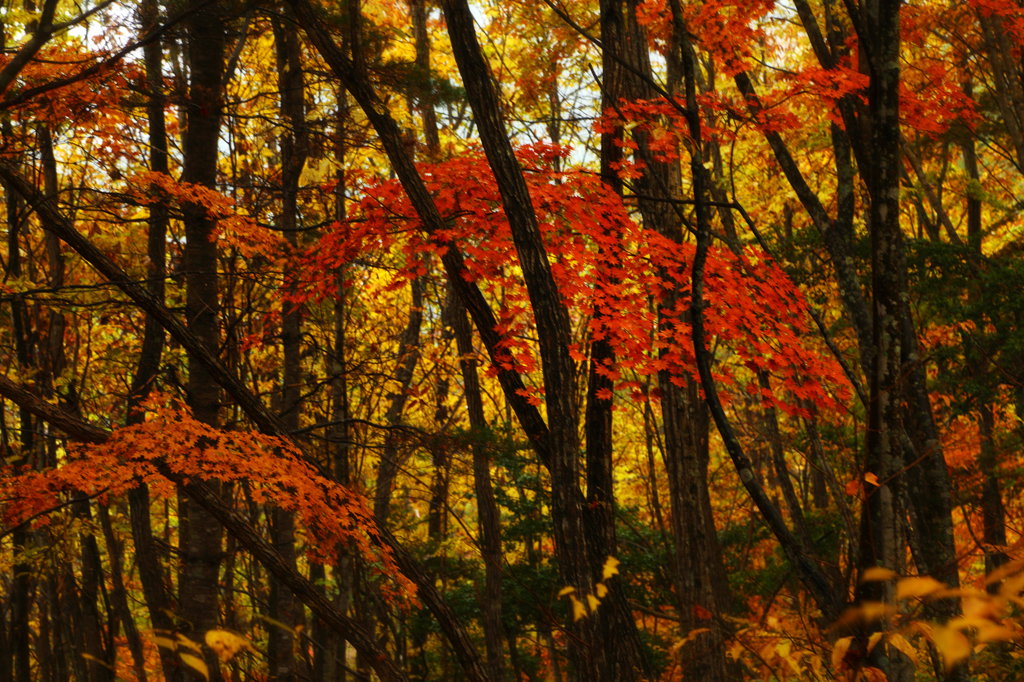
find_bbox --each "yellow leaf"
[888,633,918,665]
[947,615,989,631]
[867,631,883,653]
[896,576,945,600]
[860,602,895,623]
[80,654,115,671]
[179,653,209,681]
[776,640,801,676]
[557,586,575,598]
[985,557,1024,587]
[832,602,896,632]
[255,613,298,634]
[860,567,897,583]
[205,629,253,662]
[975,621,1017,644]
[596,582,608,598]
[570,595,588,622]
[587,594,601,612]
[862,666,887,682]
[931,625,971,674]
[680,628,711,647]
[809,653,824,677]
[831,636,853,671]
[998,572,1024,598]
[864,472,879,486]
[154,636,177,652]
[176,634,203,654]
[910,620,933,638]
[602,556,620,580]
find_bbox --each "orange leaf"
[693,605,713,620]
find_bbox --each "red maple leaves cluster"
[291,143,850,418]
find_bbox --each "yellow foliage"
[602,555,620,580]
[895,575,945,600]
[569,594,588,622]
[986,558,1024,587]
[831,636,853,672]
[929,624,972,674]
[860,667,887,682]
[859,566,897,582]
[155,634,210,681]
[887,633,918,665]
[831,601,896,630]
[205,629,255,662]
[179,653,209,681]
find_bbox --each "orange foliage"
[0,395,416,605]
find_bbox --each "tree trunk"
[180,3,227,676]
[126,2,178,678]
[452,288,505,682]
[373,276,424,524]
[644,2,734,676]
[99,504,149,682]
[409,0,440,157]
[856,2,916,680]
[269,13,310,681]
[328,89,354,682]
[4,132,35,682]
[439,1,610,678]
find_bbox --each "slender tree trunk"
[269,14,310,681]
[64,561,94,682]
[37,125,67,406]
[180,4,227,676]
[370,299,423,664]
[98,499,147,679]
[5,133,34,682]
[40,120,113,682]
[856,2,913,680]
[74,496,113,682]
[979,404,1008,577]
[0,570,10,682]
[373,273,425,527]
[977,11,1024,170]
[440,2,602,677]
[126,2,178,678]
[410,0,440,157]
[47,572,70,682]
[99,505,149,682]
[859,0,903,603]
[412,0,446,551]
[324,88,353,682]
[642,2,734,677]
[584,1,653,677]
[960,108,1009,584]
[757,371,814,552]
[452,289,505,682]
